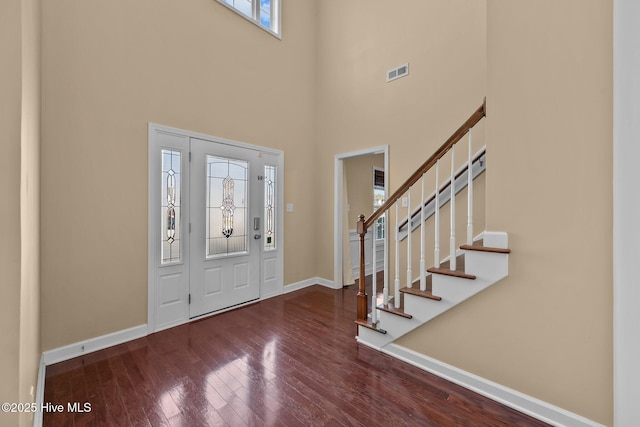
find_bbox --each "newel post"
[357,214,368,323]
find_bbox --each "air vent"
[387,63,409,82]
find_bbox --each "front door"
[149,125,284,331]
[189,138,262,317]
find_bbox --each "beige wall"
[344,154,384,230]
[0,1,24,425]
[397,1,613,424]
[40,0,318,350]
[315,0,487,279]
[0,0,41,426]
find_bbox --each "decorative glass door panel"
[264,164,277,250]
[206,156,249,257]
[190,139,261,318]
[161,149,182,264]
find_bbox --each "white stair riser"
[404,294,452,322]
[378,311,423,340]
[431,273,479,297]
[464,251,509,281]
[482,231,509,249]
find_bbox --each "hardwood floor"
[44,285,549,426]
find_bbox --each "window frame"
[373,167,385,241]
[216,0,281,39]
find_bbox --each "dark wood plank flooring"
[44,285,549,426]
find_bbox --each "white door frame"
[334,145,389,289]
[613,0,640,424]
[148,123,284,333]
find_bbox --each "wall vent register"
[387,63,409,83]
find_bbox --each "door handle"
[254,234,262,240]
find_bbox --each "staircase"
[357,232,510,349]
[354,99,512,353]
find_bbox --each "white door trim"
[148,123,284,333]
[334,145,389,289]
[613,1,640,424]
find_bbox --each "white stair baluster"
[450,145,457,271]
[394,203,400,305]
[371,228,377,324]
[407,188,412,287]
[420,173,426,291]
[434,160,440,268]
[383,209,389,306]
[467,129,473,246]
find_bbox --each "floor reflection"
[44,285,550,427]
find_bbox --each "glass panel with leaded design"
[206,156,249,257]
[264,164,276,250]
[161,150,181,264]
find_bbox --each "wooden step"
[355,319,387,334]
[460,239,511,254]
[377,302,413,319]
[427,254,476,279]
[400,286,442,301]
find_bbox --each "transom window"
[217,0,281,37]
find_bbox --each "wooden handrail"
[363,99,486,230]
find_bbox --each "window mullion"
[272,0,279,34]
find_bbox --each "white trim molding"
[613,1,640,425]
[284,277,335,294]
[382,344,605,427]
[42,325,148,366]
[33,355,46,427]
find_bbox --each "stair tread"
[355,320,387,334]
[427,254,476,280]
[460,239,511,254]
[377,303,413,319]
[399,286,442,301]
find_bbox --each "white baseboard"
[284,277,336,293]
[42,324,148,366]
[382,343,605,427]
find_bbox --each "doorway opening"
[334,145,389,289]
